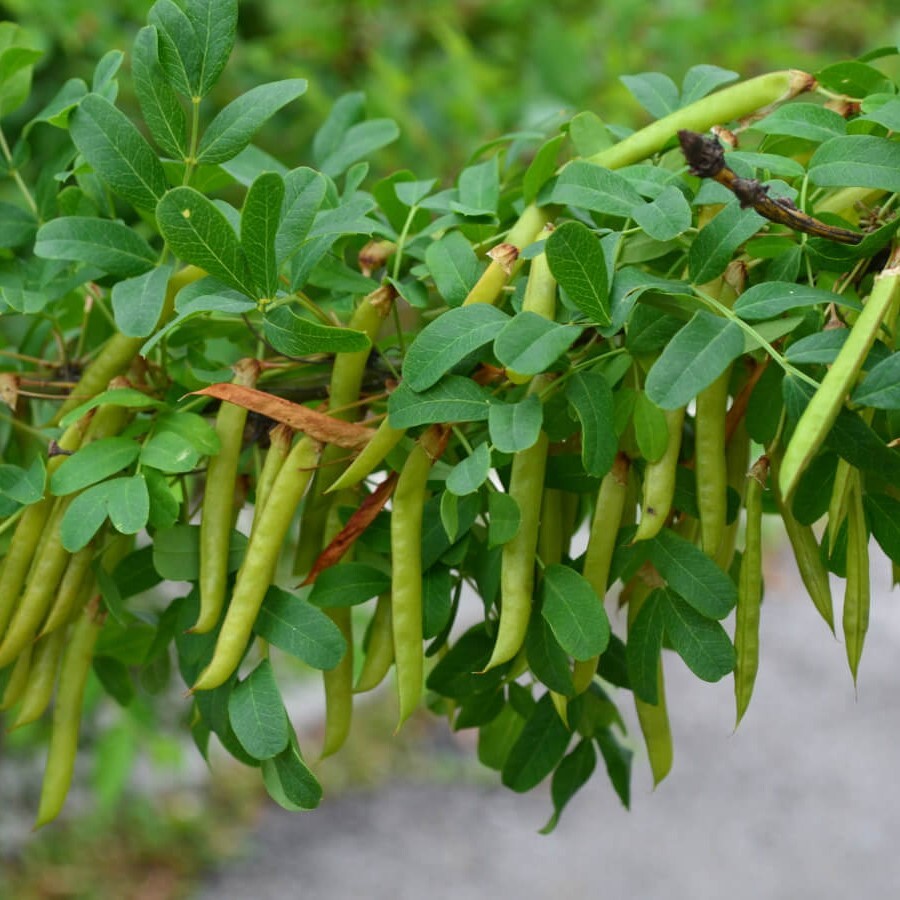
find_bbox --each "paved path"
[197,546,900,900]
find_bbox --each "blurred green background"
[4,0,899,173]
[1,1,898,896]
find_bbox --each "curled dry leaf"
[191,383,374,450]
[301,426,449,585]
[301,471,399,585]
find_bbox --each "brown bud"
[711,125,738,149]
[0,372,19,410]
[637,560,666,589]
[824,98,860,118]
[358,240,396,276]
[823,303,845,331]
[364,283,398,315]
[48,440,73,458]
[787,69,817,98]
[472,363,506,386]
[487,242,519,275]
[724,259,748,295]
[749,454,770,488]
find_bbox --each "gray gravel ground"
[196,544,900,900]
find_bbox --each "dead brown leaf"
[301,472,399,585]
[191,384,373,450]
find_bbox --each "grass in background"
[3,0,898,171]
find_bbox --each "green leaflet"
[620,71,680,118]
[566,371,617,478]
[310,90,399,178]
[645,311,744,410]
[131,26,188,157]
[863,494,900,566]
[446,443,491,496]
[255,587,346,670]
[860,97,900,131]
[487,493,521,548]
[680,64,740,106]
[808,135,900,192]
[241,172,284,299]
[816,61,894,99]
[633,392,669,464]
[541,564,611,661]
[852,352,900,409]
[568,112,613,158]
[453,156,500,216]
[196,79,308,165]
[388,376,492,428]
[157,187,254,295]
[595,728,632,808]
[140,290,257,355]
[478,703,527,772]
[726,151,805,178]
[0,201,36,247]
[150,0,237,99]
[111,265,172,337]
[275,167,327,265]
[69,93,168,211]
[263,304,370,355]
[501,692,571,792]
[58,389,165,428]
[489,394,543,453]
[262,740,322,811]
[157,407,220,448]
[422,567,454,640]
[688,202,764,283]
[149,0,203,98]
[228,659,290,760]
[440,489,460,542]
[494,312,583,376]
[183,0,238,98]
[785,330,848,365]
[426,625,505,700]
[658,588,735,682]
[50,437,141,496]
[540,739,597,834]
[307,563,392,608]
[632,185,692,241]
[403,304,510,391]
[523,134,565,205]
[35,217,156,278]
[527,614,575,696]
[60,475,150,552]
[144,468,180,529]
[425,230,482,307]
[625,588,664,704]
[140,429,204,474]
[734,282,858,321]
[0,23,42,117]
[646,529,737,619]
[752,103,847,143]
[0,457,44,506]
[545,220,612,325]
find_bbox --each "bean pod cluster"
[2,14,898,831]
